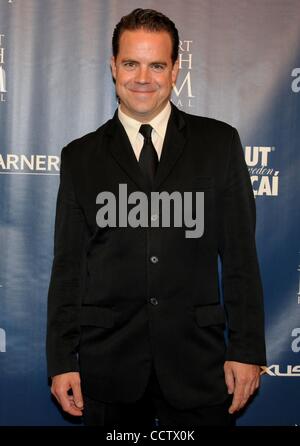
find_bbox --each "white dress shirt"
[118,101,171,161]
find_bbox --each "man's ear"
[172,59,179,84]
[110,56,117,80]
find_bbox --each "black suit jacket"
[47,103,266,410]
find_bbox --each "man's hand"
[51,372,84,416]
[224,361,261,414]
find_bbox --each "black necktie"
[139,124,158,186]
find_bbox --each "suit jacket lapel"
[154,103,187,190]
[106,110,149,191]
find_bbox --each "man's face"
[111,29,179,122]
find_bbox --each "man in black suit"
[47,8,266,427]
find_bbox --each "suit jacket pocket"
[195,304,226,327]
[80,306,115,328]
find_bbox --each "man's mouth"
[129,89,156,94]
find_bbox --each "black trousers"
[82,365,235,428]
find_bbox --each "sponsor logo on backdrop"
[262,364,300,377]
[0,328,6,352]
[291,68,300,93]
[0,153,60,174]
[0,34,6,102]
[291,328,300,353]
[173,40,195,109]
[244,146,279,197]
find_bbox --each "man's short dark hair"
[112,8,179,65]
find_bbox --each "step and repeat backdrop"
[0,0,299,426]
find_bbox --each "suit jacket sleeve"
[219,128,266,365]
[46,145,86,377]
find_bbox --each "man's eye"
[123,62,136,69]
[151,64,164,71]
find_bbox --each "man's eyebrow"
[120,59,139,63]
[150,61,167,66]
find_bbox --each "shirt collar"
[118,101,171,139]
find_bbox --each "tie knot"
[139,124,153,140]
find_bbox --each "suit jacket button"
[150,256,159,264]
[149,297,158,306]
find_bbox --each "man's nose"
[135,66,151,83]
